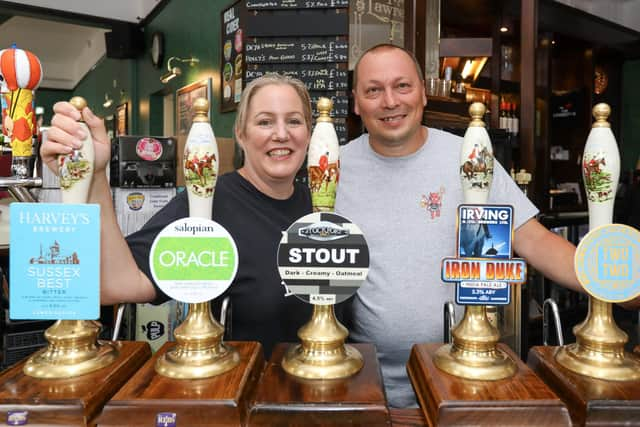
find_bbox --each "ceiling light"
[500,26,509,33]
[160,56,200,84]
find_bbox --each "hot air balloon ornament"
[0,45,43,178]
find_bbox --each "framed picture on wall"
[176,78,212,186]
[115,103,128,136]
[176,78,211,136]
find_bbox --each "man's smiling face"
[353,46,427,156]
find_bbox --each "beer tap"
[23,97,118,378]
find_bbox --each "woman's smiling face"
[236,83,310,186]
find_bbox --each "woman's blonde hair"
[234,73,313,140]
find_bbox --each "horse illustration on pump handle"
[461,145,493,180]
[460,144,494,190]
[184,151,216,187]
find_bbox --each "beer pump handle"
[183,98,219,220]
[59,96,95,205]
[308,97,340,212]
[582,103,620,230]
[459,102,494,205]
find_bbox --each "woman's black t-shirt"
[127,170,313,357]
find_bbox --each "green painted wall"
[34,89,72,125]
[73,57,135,133]
[70,0,234,139]
[622,60,640,173]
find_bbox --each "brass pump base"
[155,343,240,379]
[23,320,118,379]
[282,342,363,379]
[434,305,517,381]
[555,297,640,381]
[282,304,363,380]
[555,344,640,381]
[155,302,240,379]
[433,343,517,380]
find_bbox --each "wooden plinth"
[96,341,263,427]
[0,341,151,427]
[528,346,640,426]
[408,343,571,427]
[390,408,428,427]
[247,343,390,427]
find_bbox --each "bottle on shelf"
[499,101,507,130]
[511,103,519,136]
[505,102,513,134]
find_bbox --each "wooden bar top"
[409,343,571,426]
[389,408,428,426]
[96,341,263,427]
[0,340,150,427]
[248,342,390,426]
[528,345,640,426]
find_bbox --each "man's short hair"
[353,44,425,90]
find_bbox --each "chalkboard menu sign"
[246,64,348,91]
[309,93,349,118]
[245,37,348,63]
[242,1,349,143]
[334,117,347,145]
[245,9,348,36]
[247,0,348,9]
[220,1,246,112]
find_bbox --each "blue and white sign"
[456,281,511,305]
[575,223,640,303]
[9,203,100,320]
[451,204,518,305]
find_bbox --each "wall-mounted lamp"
[160,56,200,84]
[103,93,114,108]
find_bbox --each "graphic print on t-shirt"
[420,186,445,219]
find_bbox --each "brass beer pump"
[433,102,517,380]
[155,98,240,379]
[23,97,118,378]
[281,97,364,379]
[555,103,640,381]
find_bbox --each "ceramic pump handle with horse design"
[307,97,340,212]
[434,102,518,382]
[154,97,240,379]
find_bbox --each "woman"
[41,74,313,356]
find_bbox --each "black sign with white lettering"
[245,64,348,91]
[242,2,350,141]
[334,118,347,145]
[245,37,348,63]
[245,9,347,37]
[247,0,349,9]
[278,212,369,305]
[220,1,245,112]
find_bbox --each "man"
[334,44,590,408]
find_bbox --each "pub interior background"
[1,0,640,368]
